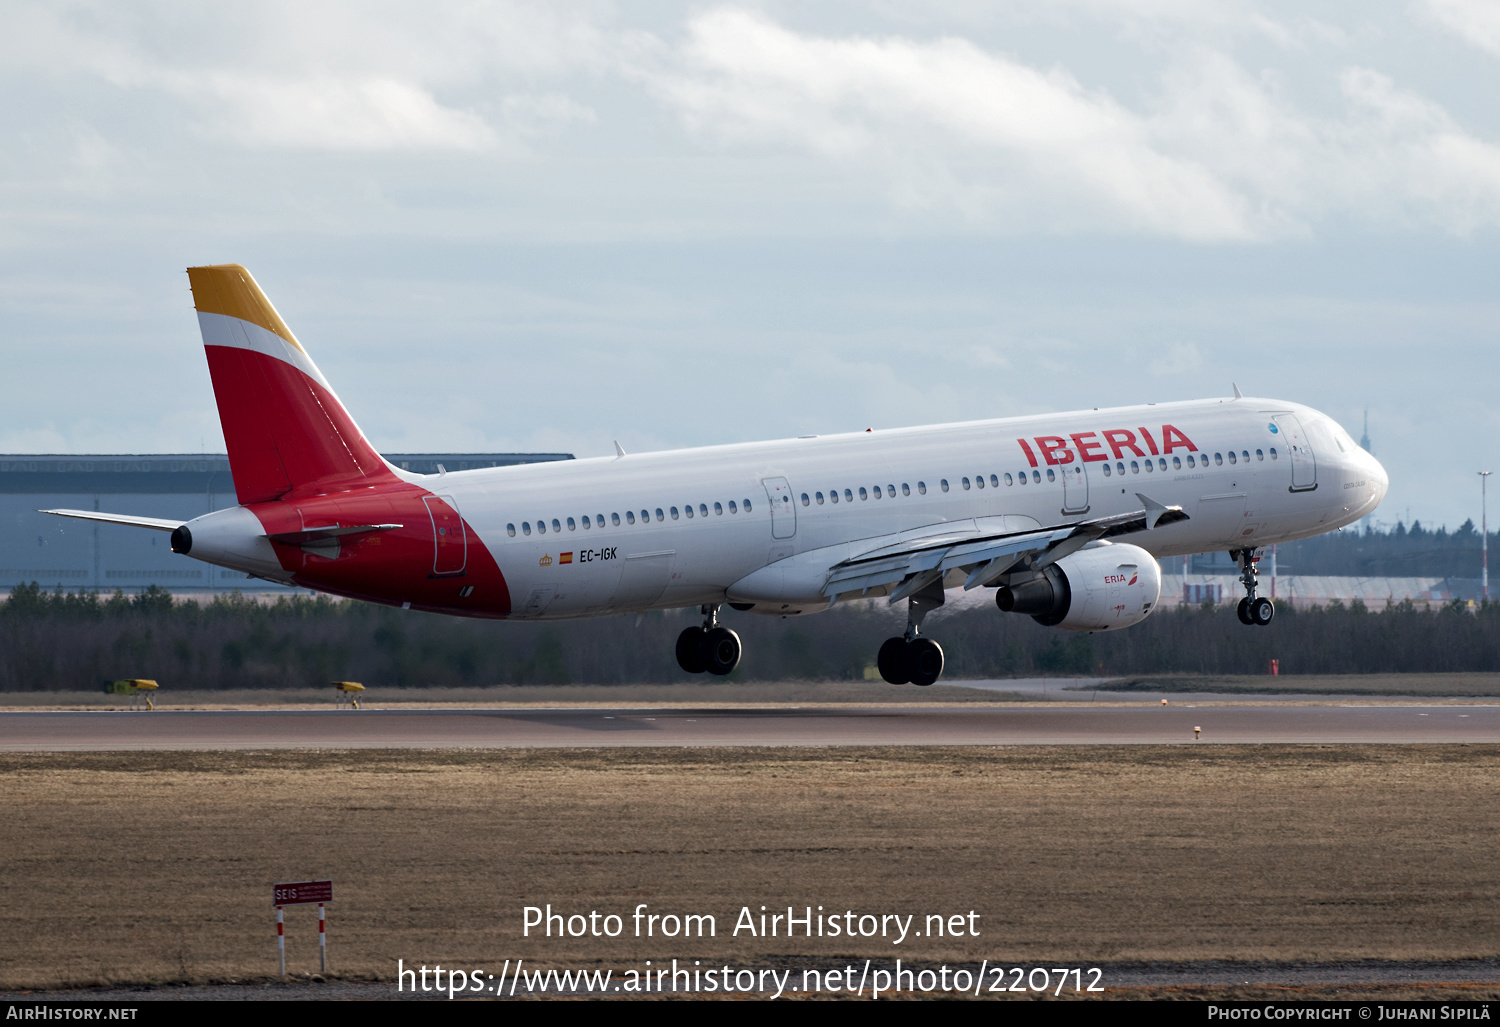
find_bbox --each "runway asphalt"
[3,704,1499,750]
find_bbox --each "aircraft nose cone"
[1366,451,1389,510]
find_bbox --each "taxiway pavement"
[3,704,1499,750]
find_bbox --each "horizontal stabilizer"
[41,509,181,532]
[265,524,403,545]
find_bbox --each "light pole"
[1482,472,1492,601]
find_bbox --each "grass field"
[2,745,1498,990]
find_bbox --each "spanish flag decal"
[560,552,574,564]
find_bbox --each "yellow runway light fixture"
[102,679,159,710]
[332,681,364,710]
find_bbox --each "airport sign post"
[273,880,334,976]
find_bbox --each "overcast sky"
[3,1,1500,530]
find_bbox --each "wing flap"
[820,496,1189,602]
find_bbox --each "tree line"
[1270,519,1497,578]
[2,582,1496,690]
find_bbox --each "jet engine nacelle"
[995,542,1161,632]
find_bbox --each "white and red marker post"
[272,879,334,977]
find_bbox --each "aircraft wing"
[821,492,1189,604]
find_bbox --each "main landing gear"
[1232,548,1275,627]
[877,579,946,687]
[676,604,743,676]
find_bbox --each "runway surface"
[4,704,1500,750]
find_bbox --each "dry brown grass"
[2,746,1499,990]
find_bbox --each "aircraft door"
[1061,461,1089,514]
[1274,415,1317,491]
[763,477,796,539]
[424,495,467,576]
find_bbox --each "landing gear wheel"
[1250,596,1275,626]
[676,627,708,673]
[878,637,911,684]
[701,626,742,676]
[1236,598,1253,625]
[904,638,945,687]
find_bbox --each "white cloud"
[1421,0,1500,55]
[637,9,1259,239]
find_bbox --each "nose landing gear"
[1231,548,1275,626]
[675,604,742,676]
[877,579,946,686]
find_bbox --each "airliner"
[44,265,1388,686]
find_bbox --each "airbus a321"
[45,266,1389,686]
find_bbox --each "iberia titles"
[1018,425,1198,466]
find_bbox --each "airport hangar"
[0,453,571,596]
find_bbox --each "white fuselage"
[399,396,1386,620]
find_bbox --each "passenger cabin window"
[553,519,562,532]
[655,508,665,521]
[522,522,532,535]
[612,513,621,525]
[626,511,636,524]
[1256,449,1264,461]
[537,520,547,534]
[715,502,724,514]
[990,474,999,487]
[1242,450,1250,462]
[843,489,852,502]
[729,501,738,513]
[581,516,590,529]
[507,523,516,536]
[1269,448,1278,459]
[918,482,927,494]
[940,479,950,492]
[859,487,868,500]
[801,493,810,506]
[1144,460,1152,473]
[962,477,970,490]
[684,505,692,518]
[743,499,752,511]
[641,509,650,522]
[975,475,985,489]
[1173,456,1181,469]
[901,483,910,496]
[1215,453,1223,465]
[699,504,708,517]
[1047,468,1056,482]
[1019,470,1028,484]
[815,492,824,505]
[1130,461,1139,474]
[1031,470,1041,483]
[1005,473,1014,485]
[1102,463,1112,477]
[1228,451,1237,465]
[887,485,896,497]
[670,507,679,520]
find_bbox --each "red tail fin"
[187,265,398,503]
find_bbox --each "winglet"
[614,440,627,458]
[1232,382,1243,400]
[1136,493,1170,530]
